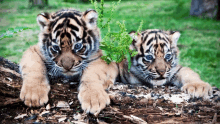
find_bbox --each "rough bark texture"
[0,56,220,123]
[190,0,218,19]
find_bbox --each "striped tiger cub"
[19,9,118,115]
[118,29,212,98]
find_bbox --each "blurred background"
[0,0,219,87]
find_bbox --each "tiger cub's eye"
[52,45,60,51]
[74,43,83,50]
[165,54,172,60]
[146,55,154,60]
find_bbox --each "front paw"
[78,83,110,115]
[182,82,212,98]
[20,79,50,107]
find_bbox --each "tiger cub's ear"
[129,31,141,51]
[169,31,181,47]
[37,12,51,31]
[82,9,98,29]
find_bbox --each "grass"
[0,0,219,87]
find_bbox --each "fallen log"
[0,56,220,123]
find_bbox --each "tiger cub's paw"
[78,83,110,116]
[20,79,50,107]
[182,82,212,99]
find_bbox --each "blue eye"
[165,54,172,60]
[52,45,60,51]
[146,55,154,60]
[74,43,82,50]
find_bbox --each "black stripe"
[146,44,153,53]
[44,33,49,37]
[154,44,158,49]
[140,45,144,55]
[61,33,65,38]
[87,36,92,51]
[74,12,81,17]
[164,43,169,49]
[143,34,148,43]
[82,30,87,39]
[67,24,79,31]
[66,32,71,41]
[93,37,98,52]
[62,13,82,26]
[132,39,136,48]
[50,12,82,29]
[70,30,80,41]
[42,38,48,43]
[56,31,61,38]
[52,39,56,43]
[54,23,64,33]
[40,12,50,19]
[136,54,143,61]
[39,21,46,27]
[82,38,87,43]
[147,38,154,46]
[49,33,52,40]
[161,37,168,43]
[50,47,58,54]
[158,35,162,40]
[164,35,170,43]
[71,30,76,37]
[84,10,96,17]
[84,49,89,56]
[148,31,158,34]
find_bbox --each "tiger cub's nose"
[61,57,74,71]
[157,70,165,76]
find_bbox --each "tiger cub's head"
[129,29,180,85]
[37,9,100,77]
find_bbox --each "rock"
[46,104,51,110]
[39,111,50,117]
[58,117,67,122]
[14,114,28,119]
[56,101,70,108]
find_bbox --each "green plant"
[91,0,140,69]
[0,27,30,40]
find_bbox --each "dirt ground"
[0,57,220,124]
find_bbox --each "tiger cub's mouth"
[62,70,79,76]
[154,76,166,80]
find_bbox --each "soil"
[0,56,220,124]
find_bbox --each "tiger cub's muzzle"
[56,52,82,72]
[154,58,167,78]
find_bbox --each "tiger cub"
[19,9,118,115]
[118,29,212,98]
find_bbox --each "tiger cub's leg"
[176,67,212,98]
[78,59,118,115]
[20,45,50,107]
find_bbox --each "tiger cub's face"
[129,29,180,85]
[36,9,100,77]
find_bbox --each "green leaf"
[0,27,31,40]
[125,50,132,71]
